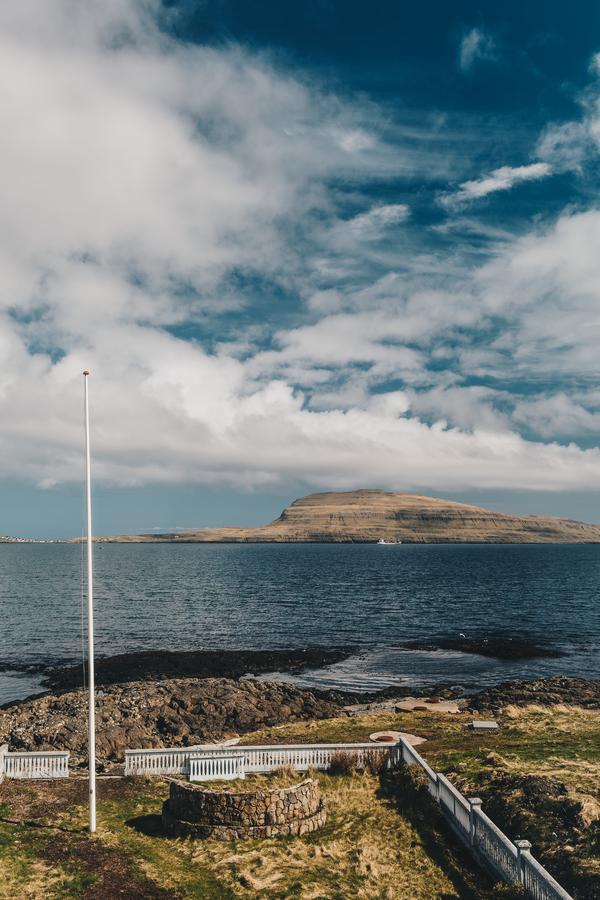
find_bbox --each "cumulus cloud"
[458,28,498,73]
[513,393,600,438]
[440,163,552,208]
[1,1,600,499]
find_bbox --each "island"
[87,489,600,543]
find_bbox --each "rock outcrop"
[469,677,600,712]
[95,490,600,543]
[0,677,340,767]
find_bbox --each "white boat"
[377,538,402,545]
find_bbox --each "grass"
[243,703,600,795]
[0,769,501,898]
[0,703,596,898]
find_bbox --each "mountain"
[98,490,600,543]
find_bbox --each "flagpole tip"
[83,370,90,376]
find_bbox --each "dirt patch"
[37,832,179,899]
[0,778,143,823]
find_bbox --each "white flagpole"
[83,370,96,833]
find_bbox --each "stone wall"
[162,778,326,840]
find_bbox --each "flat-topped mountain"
[99,490,600,543]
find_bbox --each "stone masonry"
[162,778,326,840]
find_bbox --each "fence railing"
[189,751,246,782]
[472,806,520,883]
[123,737,572,900]
[125,747,190,776]
[1,750,69,779]
[437,773,471,840]
[393,736,572,900]
[518,847,574,900]
[242,742,387,774]
[125,742,388,778]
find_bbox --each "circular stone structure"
[162,778,326,840]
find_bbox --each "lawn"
[0,767,503,898]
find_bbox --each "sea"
[0,542,599,706]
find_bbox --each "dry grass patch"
[185,772,488,899]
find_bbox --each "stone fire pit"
[162,778,326,840]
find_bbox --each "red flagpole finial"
[83,370,90,376]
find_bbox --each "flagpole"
[83,370,96,833]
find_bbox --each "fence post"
[514,839,532,885]
[0,744,8,783]
[468,797,482,846]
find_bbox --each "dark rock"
[403,635,564,660]
[0,677,340,768]
[40,647,352,691]
[469,677,600,713]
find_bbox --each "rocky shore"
[1,641,598,771]
[40,646,351,691]
[468,676,600,712]
[0,677,340,767]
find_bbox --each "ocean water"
[0,542,598,704]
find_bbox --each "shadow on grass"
[0,814,84,835]
[377,767,514,900]
[125,813,171,838]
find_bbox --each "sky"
[2,0,600,537]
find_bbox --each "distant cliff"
[94,490,600,543]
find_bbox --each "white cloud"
[440,163,552,208]
[513,393,600,438]
[458,28,498,73]
[1,2,600,501]
[348,203,410,236]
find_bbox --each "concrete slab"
[471,720,499,732]
[344,696,461,716]
[369,730,426,746]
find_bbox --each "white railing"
[241,742,387,774]
[2,750,69,779]
[394,738,439,799]
[437,773,471,839]
[189,751,246,782]
[125,742,388,779]
[472,806,520,883]
[125,747,191,776]
[389,737,572,900]
[519,848,574,900]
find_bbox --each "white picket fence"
[189,751,246,782]
[124,738,572,900]
[124,747,190,776]
[125,742,386,778]
[0,744,69,780]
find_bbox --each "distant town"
[0,536,65,543]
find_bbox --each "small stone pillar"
[515,839,532,883]
[468,797,483,845]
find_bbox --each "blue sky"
[1,1,600,537]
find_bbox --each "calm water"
[0,543,599,704]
